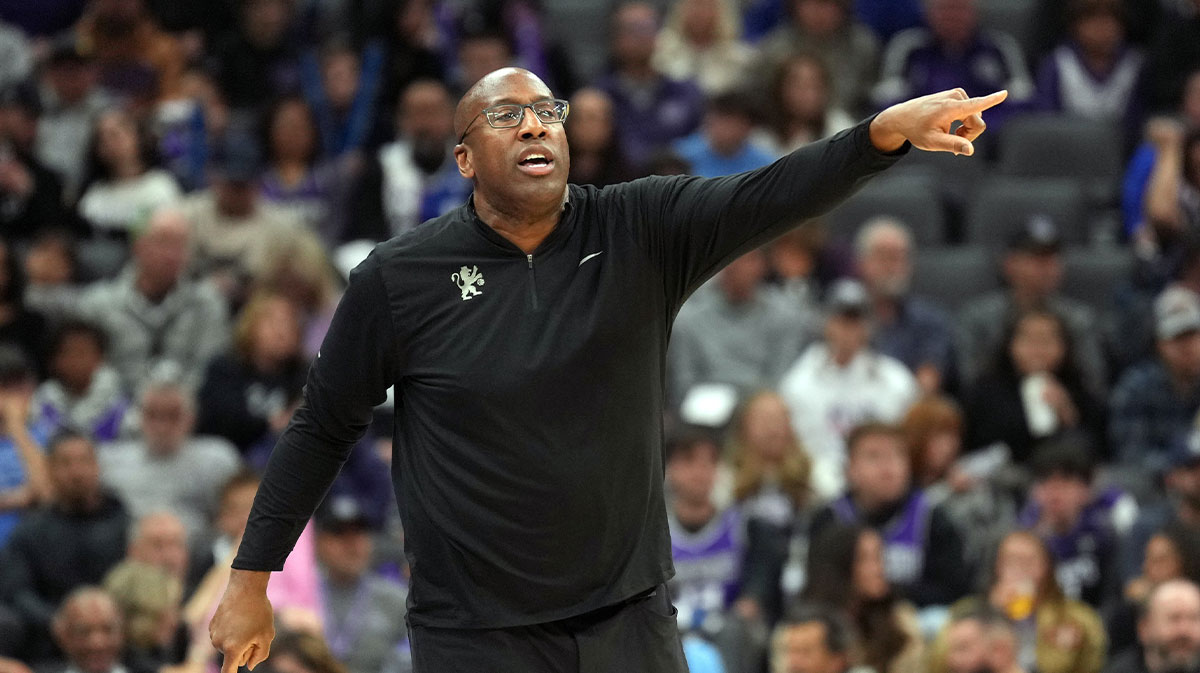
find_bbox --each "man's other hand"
[209,569,275,672]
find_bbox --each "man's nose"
[518,110,548,139]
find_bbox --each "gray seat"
[1061,246,1135,315]
[977,0,1037,56]
[965,176,1088,246]
[911,246,1000,312]
[997,114,1123,207]
[76,238,130,282]
[824,170,946,245]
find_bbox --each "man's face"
[824,313,869,362]
[1141,583,1200,672]
[140,389,193,455]
[455,72,571,213]
[777,622,844,673]
[134,213,190,290]
[214,178,258,217]
[218,483,258,540]
[718,250,766,303]
[47,61,98,106]
[858,228,911,299]
[792,0,845,37]
[704,110,753,157]
[1159,331,1200,382]
[315,526,373,581]
[459,38,514,91]
[49,437,101,509]
[1167,462,1200,508]
[129,514,189,580]
[1004,250,1062,300]
[566,89,615,154]
[54,595,123,673]
[400,82,455,145]
[243,0,290,47]
[612,4,659,68]
[945,619,991,673]
[847,433,910,509]
[1033,473,1091,532]
[667,443,719,506]
[322,52,360,111]
[927,0,978,46]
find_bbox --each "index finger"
[220,645,250,673]
[951,90,1008,115]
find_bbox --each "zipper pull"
[527,254,534,269]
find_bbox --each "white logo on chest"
[451,265,485,301]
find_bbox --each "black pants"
[409,584,689,672]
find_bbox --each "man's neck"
[473,188,567,254]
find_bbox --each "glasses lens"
[487,104,525,127]
[533,100,568,122]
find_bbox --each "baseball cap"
[1007,214,1062,254]
[1168,430,1200,471]
[825,278,870,316]
[210,133,262,183]
[314,495,370,533]
[1155,286,1200,340]
[46,34,92,65]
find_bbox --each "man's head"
[925,0,979,47]
[823,279,871,365]
[789,0,849,38]
[567,88,616,155]
[453,68,571,219]
[1030,440,1095,533]
[138,379,196,456]
[1140,580,1200,673]
[944,607,1019,673]
[49,319,107,395]
[242,0,292,48]
[772,603,855,673]
[703,93,757,157]
[48,432,103,512]
[210,136,263,218]
[127,511,188,581]
[133,207,191,296]
[0,83,41,152]
[855,217,914,300]
[314,495,374,584]
[320,42,361,113]
[845,423,910,511]
[1156,287,1200,383]
[718,248,767,304]
[1002,216,1064,304]
[45,36,99,106]
[457,30,515,92]
[1069,0,1125,59]
[398,79,456,174]
[665,431,721,507]
[52,587,123,673]
[610,2,660,71]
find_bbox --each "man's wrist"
[868,108,907,153]
[228,568,271,591]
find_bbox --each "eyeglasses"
[458,98,570,144]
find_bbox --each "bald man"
[1105,579,1200,673]
[210,67,1006,672]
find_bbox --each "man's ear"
[454,144,474,179]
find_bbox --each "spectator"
[263,629,350,673]
[669,248,813,410]
[1103,579,1200,673]
[196,291,307,452]
[565,87,637,188]
[124,511,190,586]
[1123,70,1200,240]
[1019,440,1126,608]
[937,607,1028,673]
[313,495,409,673]
[855,217,957,394]
[0,347,51,547]
[594,2,705,170]
[78,207,229,393]
[779,280,918,498]
[727,391,813,530]
[259,96,357,246]
[1110,286,1200,481]
[1144,124,1200,242]
[73,0,185,106]
[1027,0,1161,68]
[799,523,925,673]
[672,91,776,178]
[253,230,341,359]
[353,79,470,241]
[957,217,1107,396]
[964,309,1106,462]
[1120,428,1200,585]
[902,395,1019,572]
[758,0,880,115]
[154,67,231,192]
[759,51,856,155]
[31,318,130,442]
[1032,0,1145,132]
[451,1,577,97]
[210,0,302,112]
[189,469,259,585]
[453,27,515,94]
[940,531,1106,673]
[766,221,846,312]
[44,587,128,673]
[1110,522,1200,655]
[99,379,240,540]
[0,83,69,245]
[22,229,82,321]
[770,602,871,673]
[1144,0,1200,112]
[0,433,129,660]
[302,40,385,159]
[652,0,756,96]
[101,560,186,670]
[809,423,970,608]
[76,108,182,240]
[871,0,1032,122]
[35,36,113,202]
[370,0,448,128]
[180,134,303,300]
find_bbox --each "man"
[1122,428,1200,583]
[0,433,128,660]
[312,495,408,673]
[209,65,1005,671]
[668,247,814,411]
[810,422,970,607]
[1104,579,1200,673]
[354,79,472,241]
[1111,286,1200,483]
[45,587,129,673]
[941,607,1026,673]
[125,510,190,586]
[35,36,111,202]
[672,93,775,178]
[854,216,957,393]
[779,279,919,497]
[957,217,1106,393]
[770,602,868,673]
[79,207,229,393]
[99,379,241,540]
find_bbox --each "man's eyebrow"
[486,95,554,107]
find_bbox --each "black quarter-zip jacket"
[233,118,908,628]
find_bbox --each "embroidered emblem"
[451,265,485,301]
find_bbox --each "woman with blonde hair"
[652,0,756,95]
[727,390,812,528]
[103,560,187,668]
[254,230,342,359]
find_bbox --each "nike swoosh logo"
[578,251,604,267]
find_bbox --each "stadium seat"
[824,170,947,246]
[997,114,1123,207]
[1061,246,1135,315]
[911,246,1001,311]
[965,176,1088,246]
[977,0,1038,58]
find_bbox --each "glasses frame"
[458,98,570,144]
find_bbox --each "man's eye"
[493,110,521,124]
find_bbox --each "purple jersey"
[832,491,932,587]
[668,506,745,633]
[1019,487,1124,605]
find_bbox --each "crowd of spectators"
[0,0,1198,672]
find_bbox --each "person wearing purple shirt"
[872,0,1032,125]
[594,2,705,170]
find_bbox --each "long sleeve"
[232,253,398,571]
[616,116,906,307]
